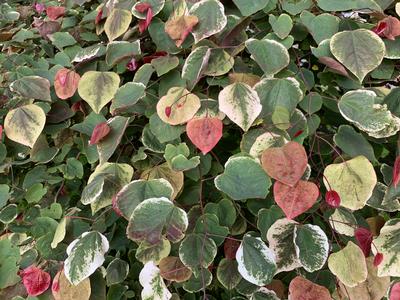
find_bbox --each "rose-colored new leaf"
[138,8,153,33]
[20,266,51,297]
[186,117,223,154]
[54,68,80,100]
[89,122,110,145]
[390,282,400,300]
[373,16,400,40]
[46,6,65,20]
[355,227,373,257]
[374,252,384,266]
[289,276,332,300]
[325,190,341,208]
[273,180,319,219]
[393,156,400,187]
[165,15,199,47]
[261,141,308,187]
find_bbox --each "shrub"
[1,0,400,299]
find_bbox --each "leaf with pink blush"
[89,122,110,145]
[46,6,65,20]
[355,227,373,257]
[54,68,80,100]
[186,117,223,154]
[273,180,319,219]
[20,266,51,297]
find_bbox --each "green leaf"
[164,143,200,171]
[330,29,385,81]
[245,38,290,76]
[257,206,284,240]
[105,40,141,66]
[300,11,339,44]
[182,46,211,89]
[62,157,84,180]
[114,178,173,220]
[179,233,217,270]
[139,262,171,300]
[217,258,242,290]
[334,125,377,162]
[189,0,227,43]
[97,116,129,165]
[328,241,367,287]
[329,207,357,236]
[323,156,377,210]
[111,82,146,115]
[71,112,107,136]
[317,0,382,11]
[294,224,329,272]
[136,238,171,264]
[48,32,77,50]
[269,14,293,39]
[338,89,400,138]
[104,9,132,41]
[236,234,277,286]
[25,182,47,203]
[10,76,51,101]
[214,156,271,200]
[204,198,237,228]
[183,268,213,292]
[266,218,301,273]
[151,56,180,77]
[127,197,188,244]
[281,0,313,15]
[0,184,10,209]
[106,258,129,286]
[218,82,262,131]
[0,204,18,224]
[64,231,109,285]
[0,239,20,289]
[233,0,269,16]
[194,213,229,246]
[4,104,46,148]
[132,0,165,19]
[149,114,185,143]
[78,71,120,114]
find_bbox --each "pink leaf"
[354,227,373,257]
[138,8,153,33]
[126,58,138,71]
[95,8,103,25]
[46,6,65,20]
[89,122,111,145]
[51,270,61,293]
[20,266,51,297]
[393,156,400,188]
[373,16,400,40]
[223,238,240,260]
[0,125,3,138]
[34,3,46,14]
[135,2,152,13]
[165,106,172,118]
[54,68,80,100]
[288,276,332,300]
[373,252,384,267]
[261,141,308,187]
[372,21,387,36]
[325,190,341,208]
[273,180,319,219]
[390,282,400,300]
[186,117,223,154]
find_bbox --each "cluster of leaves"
[2,0,400,299]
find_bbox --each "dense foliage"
[2,0,400,299]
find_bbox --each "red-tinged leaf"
[138,8,153,33]
[112,195,123,217]
[355,227,373,257]
[20,266,51,297]
[390,282,400,300]
[165,106,172,118]
[293,130,303,138]
[54,68,80,100]
[89,122,110,145]
[165,15,199,47]
[273,180,319,219]
[261,141,308,187]
[372,21,387,36]
[0,124,3,138]
[325,190,341,208]
[224,238,240,260]
[71,101,84,113]
[373,16,400,40]
[135,2,152,13]
[373,252,384,267]
[33,18,61,38]
[288,276,332,300]
[34,2,46,14]
[51,270,61,293]
[319,57,350,78]
[186,117,223,154]
[126,58,138,71]
[95,8,103,25]
[143,51,168,64]
[46,6,65,20]
[393,156,400,188]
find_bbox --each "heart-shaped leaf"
[165,15,198,47]
[261,141,308,187]
[273,180,319,219]
[218,82,262,132]
[288,276,332,300]
[54,68,80,100]
[104,9,132,41]
[186,117,223,154]
[10,76,51,101]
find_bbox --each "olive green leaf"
[323,156,377,210]
[104,9,132,41]
[328,241,368,287]
[136,239,171,264]
[4,104,46,148]
[317,0,382,11]
[179,233,217,270]
[269,14,293,39]
[78,71,120,114]
[330,29,385,81]
[300,11,340,44]
[10,76,51,101]
[217,258,242,290]
[232,0,269,16]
